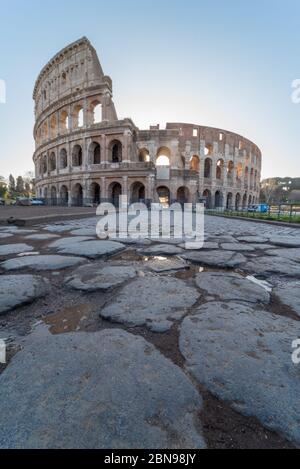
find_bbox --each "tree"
[16,176,24,195]
[8,174,15,197]
[0,176,8,199]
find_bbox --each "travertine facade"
[33,37,261,208]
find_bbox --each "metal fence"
[206,204,300,223]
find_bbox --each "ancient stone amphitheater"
[33,37,261,209]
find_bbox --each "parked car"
[30,199,45,206]
[0,198,5,206]
[248,204,269,213]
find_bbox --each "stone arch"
[190,155,200,172]
[177,187,189,205]
[156,147,171,167]
[204,158,212,178]
[91,100,102,124]
[227,161,234,180]
[110,140,122,163]
[91,182,101,205]
[60,110,69,131]
[157,186,170,207]
[131,182,146,203]
[51,186,57,206]
[108,182,122,207]
[242,193,247,209]
[227,192,233,209]
[73,104,84,128]
[248,194,252,206]
[72,144,83,167]
[138,148,150,163]
[59,148,68,169]
[60,185,69,206]
[236,163,243,181]
[89,141,101,165]
[72,183,83,206]
[235,193,241,210]
[216,159,224,180]
[203,189,212,208]
[215,190,223,208]
[49,152,56,172]
[50,115,57,139]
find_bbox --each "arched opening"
[242,194,247,209]
[60,186,69,206]
[248,195,252,206]
[49,152,56,172]
[216,159,224,180]
[245,166,249,184]
[204,158,212,178]
[190,155,200,172]
[74,105,84,128]
[250,169,254,188]
[156,147,171,167]
[177,187,189,205]
[227,192,233,209]
[227,161,234,180]
[235,193,241,210]
[50,115,57,139]
[215,190,223,208]
[89,142,101,165]
[157,186,170,208]
[109,182,122,207]
[51,187,57,206]
[91,102,102,124]
[204,144,213,156]
[72,183,83,206]
[236,163,243,181]
[131,182,146,203]
[203,189,212,208]
[72,145,83,167]
[138,148,150,163]
[42,156,47,174]
[91,183,101,205]
[60,148,68,169]
[60,110,69,131]
[110,140,122,163]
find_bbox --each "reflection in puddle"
[43,304,92,335]
[246,275,273,292]
[17,252,40,257]
[176,266,204,279]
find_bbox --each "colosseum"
[33,37,262,209]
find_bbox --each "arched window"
[204,158,212,178]
[138,148,150,163]
[50,115,57,139]
[110,140,122,163]
[216,159,224,179]
[74,105,84,128]
[72,145,83,167]
[190,155,200,172]
[156,147,171,167]
[157,186,170,207]
[89,142,101,165]
[60,110,69,131]
[227,161,234,179]
[49,152,56,172]
[91,101,102,124]
[60,149,68,169]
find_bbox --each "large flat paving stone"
[49,236,94,248]
[145,257,188,273]
[237,236,269,244]
[139,244,184,256]
[1,255,85,272]
[54,240,126,259]
[265,248,300,263]
[0,233,13,239]
[100,276,200,332]
[220,243,255,252]
[242,256,300,278]
[273,281,300,317]
[182,250,246,268]
[269,236,300,248]
[179,301,300,446]
[195,272,270,304]
[24,234,60,241]
[0,327,205,449]
[0,243,34,257]
[65,265,136,292]
[0,275,50,314]
[69,228,97,237]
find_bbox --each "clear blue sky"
[0,0,299,180]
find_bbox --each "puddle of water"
[176,266,204,279]
[43,304,92,335]
[112,250,143,262]
[246,275,273,293]
[17,252,40,257]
